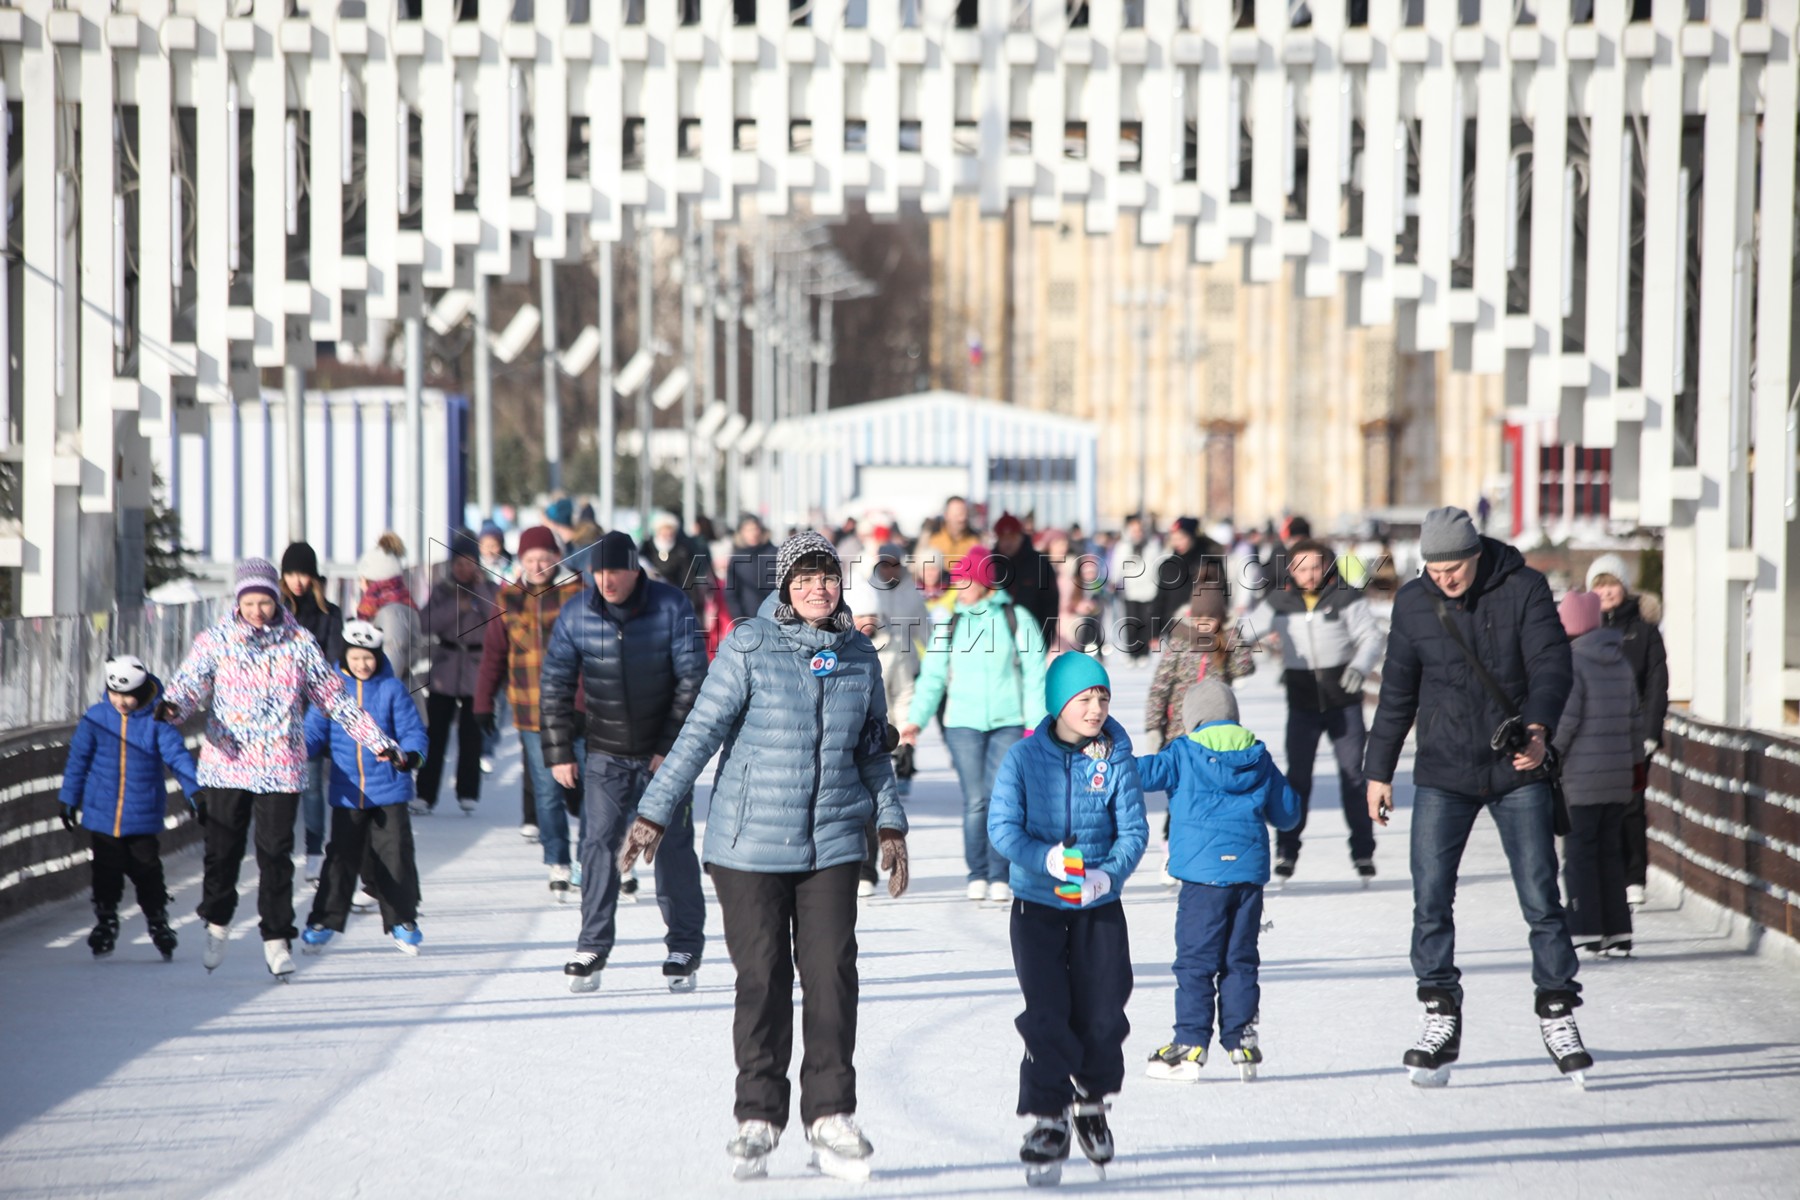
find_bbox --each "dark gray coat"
[1552,628,1642,806]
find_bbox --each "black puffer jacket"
[288,590,345,666]
[1152,537,1230,632]
[538,573,709,766]
[992,543,1061,643]
[1365,539,1573,797]
[639,534,716,621]
[1603,594,1669,754]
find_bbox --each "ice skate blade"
[668,974,698,993]
[568,975,600,994]
[1568,1070,1589,1089]
[1024,1161,1063,1187]
[810,1149,872,1182]
[730,1155,768,1182]
[1408,1065,1451,1088]
[1145,1062,1201,1083]
[1240,1063,1258,1082]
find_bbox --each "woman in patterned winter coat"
[158,558,404,980]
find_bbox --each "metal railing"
[0,598,229,733]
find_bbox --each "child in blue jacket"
[58,656,200,960]
[299,621,430,956]
[1136,677,1301,1082]
[989,654,1148,1183]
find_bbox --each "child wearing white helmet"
[58,655,201,960]
[299,619,432,956]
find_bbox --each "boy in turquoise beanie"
[988,653,1148,1184]
[1136,677,1301,1083]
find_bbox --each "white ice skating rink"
[4,666,1798,1199]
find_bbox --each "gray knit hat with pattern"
[773,531,851,629]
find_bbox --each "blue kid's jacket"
[1135,720,1302,886]
[988,715,1149,909]
[304,654,429,808]
[58,677,200,837]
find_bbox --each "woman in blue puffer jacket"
[299,620,430,955]
[619,531,908,1183]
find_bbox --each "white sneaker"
[857,879,876,898]
[457,797,478,815]
[1626,884,1646,908]
[479,756,494,774]
[989,881,1013,903]
[967,880,990,902]
[807,1113,873,1182]
[351,887,377,913]
[304,854,323,883]
[263,938,295,979]
[202,922,230,971]
[521,823,540,842]
[408,799,431,816]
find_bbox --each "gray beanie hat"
[1182,677,1241,731]
[1420,506,1482,563]
[773,531,851,629]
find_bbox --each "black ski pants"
[1010,898,1134,1117]
[91,832,168,917]
[194,789,300,942]
[1622,761,1650,888]
[710,861,860,1130]
[418,692,482,808]
[1564,803,1633,946]
[1279,702,1375,863]
[308,804,420,934]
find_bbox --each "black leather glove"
[892,743,916,781]
[154,701,181,724]
[405,751,424,773]
[563,784,582,818]
[60,806,81,832]
[478,712,498,738]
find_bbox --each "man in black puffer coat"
[541,531,710,992]
[1364,507,1585,1079]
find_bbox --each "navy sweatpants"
[1010,898,1134,1117]
[1172,881,1264,1050]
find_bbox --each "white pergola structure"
[1,0,1796,729]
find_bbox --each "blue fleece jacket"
[988,715,1149,908]
[58,678,200,837]
[304,654,429,808]
[1135,720,1302,886]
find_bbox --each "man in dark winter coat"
[1152,518,1227,644]
[1585,553,1668,905]
[540,531,710,993]
[990,512,1060,644]
[724,514,781,624]
[1366,507,1588,1080]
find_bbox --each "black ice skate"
[1273,857,1295,887]
[1404,988,1461,1087]
[565,950,603,994]
[1354,857,1376,888]
[1069,1089,1113,1178]
[663,950,701,993]
[87,907,120,958]
[145,901,178,961]
[1537,991,1593,1087]
[1020,1115,1071,1187]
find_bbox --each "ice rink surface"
[4,666,1798,1199]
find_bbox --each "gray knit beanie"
[773,531,851,629]
[1420,506,1482,563]
[235,557,281,602]
[1182,677,1241,731]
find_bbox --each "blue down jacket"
[1137,721,1302,887]
[304,654,429,808]
[637,592,906,873]
[59,678,200,837]
[988,716,1149,909]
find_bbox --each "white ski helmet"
[104,655,150,695]
[342,619,386,651]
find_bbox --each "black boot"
[145,896,178,961]
[1404,987,1462,1084]
[1536,990,1593,1076]
[88,906,121,957]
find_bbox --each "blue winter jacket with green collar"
[1136,720,1302,886]
[988,715,1149,909]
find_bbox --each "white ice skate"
[1020,1115,1071,1187]
[202,922,230,972]
[1229,1027,1263,1081]
[263,938,295,981]
[727,1119,779,1181]
[807,1113,873,1182]
[966,880,989,902]
[458,797,477,816]
[856,878,876,899]
[351,887,377,914]
[989,882,1013,904]
[520,823,540,843]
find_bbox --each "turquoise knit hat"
[1045,653,1111,720]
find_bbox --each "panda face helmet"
[104,655,151,712]
[340,619,386,681]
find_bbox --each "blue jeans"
[943,725,1023,884]
[576,750,706,962]
[299,757,327,857]
[519,730,582,867]
[1172,882,1264,1049]
[1410,783,1581,1005]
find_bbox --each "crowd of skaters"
[52,492,1669,1182]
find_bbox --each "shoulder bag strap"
[1430,595,1520,721]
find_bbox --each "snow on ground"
[3,666,1798,1199]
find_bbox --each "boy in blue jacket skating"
[1137,677,1301,1082]
[59,656,201,959]
[989,654,1148,1185]
[298,621,430,957]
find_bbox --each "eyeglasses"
[790,574,841,593]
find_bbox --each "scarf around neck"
[358,575,416,621]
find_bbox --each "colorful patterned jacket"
[474,574,587,731]
[161,610,397,793]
